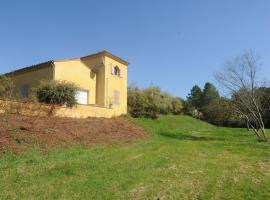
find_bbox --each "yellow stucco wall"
[54,59,97,104]
[80,56,106,107]
[56,104,123,118]
[104,56,128,114]
[95,65,106,107]
[8,65,53,97]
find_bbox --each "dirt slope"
[0,114,148,153]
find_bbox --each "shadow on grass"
[159,132,225,142]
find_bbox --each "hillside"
[1,115,270,199]
[0,114,148,153]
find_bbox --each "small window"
[113,66,121,77]
[20,85,29,98]
[114,90,120,105]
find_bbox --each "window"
[112,65,121,77]
[20,85,29,98]
[114,90,120,105]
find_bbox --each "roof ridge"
[4,60,54,76]
[3,50,129,76]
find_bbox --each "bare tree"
[216,50,268,142]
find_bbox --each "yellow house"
[4,50,129,118]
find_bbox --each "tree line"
[128,51,270,142]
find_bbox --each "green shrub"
[143,86,162,118]
[128,85,183,119]
[0,75,14,98]
[36,81,77,107]
[170,97,183,114]
[182,100,201,118]
[159,92,174,114]
[202,98,245,127]
[128,86,149,118]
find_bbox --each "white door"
[76,90,88,105]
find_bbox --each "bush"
[128,85,183,119]
[182,100,202,118]
[143,86,162,118]
[159,92,175,114]
[36,81,78,107]
[0,75,14,98]
[128,86,149,118]
[200,97,245,127]
[170,97,183,114]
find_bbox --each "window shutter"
[114,90,120,105]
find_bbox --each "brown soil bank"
[0,114,148,153]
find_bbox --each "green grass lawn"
[1,115,270,200]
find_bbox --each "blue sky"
[0,0,269,98]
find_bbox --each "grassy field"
[1,115,270,199]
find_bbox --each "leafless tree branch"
[215,50,267,142]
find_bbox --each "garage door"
[76,90,88,105]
